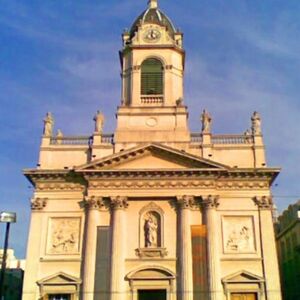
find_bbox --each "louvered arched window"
[141,58,164,95]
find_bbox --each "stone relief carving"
[31,197,48,210]
[48,218,81,254]
[36,182,84,192]
[222,216,255,253]
[88,179,269,190]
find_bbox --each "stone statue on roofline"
[56,129,63,145]
[43,112,54,136]
[201,109,212,134]
[94,111,105,134]
[251,111,262,135]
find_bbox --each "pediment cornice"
[75,143,229,172]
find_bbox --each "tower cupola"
[116,0,189,145]
[128,0,177,43]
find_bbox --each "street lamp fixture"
[0,212,17,300]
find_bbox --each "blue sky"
[1,0,300,258]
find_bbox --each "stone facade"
[276,200,300,300]
[22,1,282,299]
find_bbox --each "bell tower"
[115,0,190,146]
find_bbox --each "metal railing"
[190,133,253,144]
[101,134,114,144]
[50,136,92,146]
[191,133,202,143]
[212,134,253,144]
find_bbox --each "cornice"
[23,167,278,191]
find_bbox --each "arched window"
[141,58,163,95]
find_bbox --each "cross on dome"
[148,0,158,9]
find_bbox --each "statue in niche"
[144,212,159,248]
[251,111,262,135]
[43,112,54,136]
[201,109,212,133]
[94,110,105,133]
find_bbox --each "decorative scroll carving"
[110,196,128,210]
[202,195,220,209]
[85,196,104,210]
[176,195,198,209]
[48,218,81,254]
[36,182,84,192]
[88,179,269,190]
[222,216,256,253]
[135,248,168,258]
[89,180,215,190]
[253,196,273,209]
[31,197,48,210]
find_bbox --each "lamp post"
[0,212,16,300]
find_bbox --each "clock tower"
[115,0,190,146]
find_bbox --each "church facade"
[22,1,282,300]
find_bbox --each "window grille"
[141,58,163,95]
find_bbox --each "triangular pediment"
[76,144,229,171]
[222,270,264,283]
[37,272,81,285]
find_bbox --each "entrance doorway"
[138,289,166,300]
[231,293,257,300]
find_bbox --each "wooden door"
[231,293,257,300]
[138,289,166,300]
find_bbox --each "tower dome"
[129,0,177,39]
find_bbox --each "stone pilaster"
[109,196,128,300]
[82,197,104,300]
[253,196,282,300]
[23,198,46,300]
[176,195,196,300]
[202,195,222,300]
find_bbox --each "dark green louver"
[141,59,163,95]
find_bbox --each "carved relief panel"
[222,216,256,254]
[47,217,81,255]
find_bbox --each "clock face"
[144,29,161,43]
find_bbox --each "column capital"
[85,196,105,210]
[202,195,220,209]
[31,197,48,210]
[176,195,197,209]
[110,196,129,210]
[253,196,273,210]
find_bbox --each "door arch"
[126,266,175,300]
